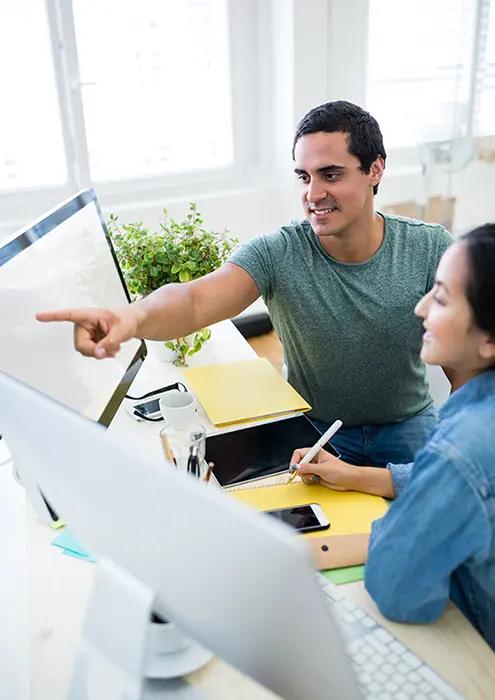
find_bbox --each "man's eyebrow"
[318,165,346,174]
[293,165,346,175]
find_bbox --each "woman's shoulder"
[435,373,495,451]
[429,395,495,493]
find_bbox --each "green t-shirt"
[229,213,453,427]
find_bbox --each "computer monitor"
[0,188,146,426]
[0,370,361,700]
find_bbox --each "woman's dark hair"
[461,223,495,339]
[292,101,387,195]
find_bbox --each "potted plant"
[108,203,238,365]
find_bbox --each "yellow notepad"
[183,357,311,427]
[230,481,388,539]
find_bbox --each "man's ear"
[370,156,385,188]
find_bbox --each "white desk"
[10,320,495,699]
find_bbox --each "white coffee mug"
[159,390,197,428]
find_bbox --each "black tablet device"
[205,414,340,487]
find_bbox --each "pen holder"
[159,422,206,479]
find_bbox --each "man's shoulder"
[277,218,312,238]
[241,219,311,250]
[382,213,453,257]
[382,212,452,238]
[229,220,311,269]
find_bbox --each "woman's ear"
[479,335,495,364]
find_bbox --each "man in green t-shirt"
[37,101,453,466]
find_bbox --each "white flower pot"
[145,340,179,363]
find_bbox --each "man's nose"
[306,179,327,203]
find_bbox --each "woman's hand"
[288,448,396,498]
[289,448,358,491]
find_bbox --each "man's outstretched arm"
[36,262,260,359]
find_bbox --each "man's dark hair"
[461,224,495,342]
[292,101,387,195]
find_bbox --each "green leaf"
[106,202,238,297]
[178,269,191,283]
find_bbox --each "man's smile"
[308,205,338,219]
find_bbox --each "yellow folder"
[229,481,388,539]
[183,357,311,427]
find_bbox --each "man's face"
[293,131,383,238]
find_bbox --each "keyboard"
[318,575,464,700]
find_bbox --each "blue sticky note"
[62,549,96,563]
[52,528,96,563]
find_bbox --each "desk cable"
[125,382,187,422]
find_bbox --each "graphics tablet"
[205,414,340,487]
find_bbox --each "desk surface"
[9,320,495,699]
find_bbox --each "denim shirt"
[365,370,495,651]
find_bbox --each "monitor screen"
[0,188,146,426]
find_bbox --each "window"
[477,0,495,135]
[72,0,234,182]
[0,0,261,212]
[366,0,494,150]
[0,0,67,191]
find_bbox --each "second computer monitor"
[0,188,145,425]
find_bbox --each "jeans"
[311,406,438,467]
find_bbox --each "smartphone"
[264,503,330,533]
[126,397,162,421]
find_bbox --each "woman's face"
[415,243,494,373]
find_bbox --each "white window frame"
[0,0,271,222]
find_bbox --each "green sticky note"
[323,565,365,586]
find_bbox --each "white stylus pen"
[287,419,343,483]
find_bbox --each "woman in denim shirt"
[291,224,495,650]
